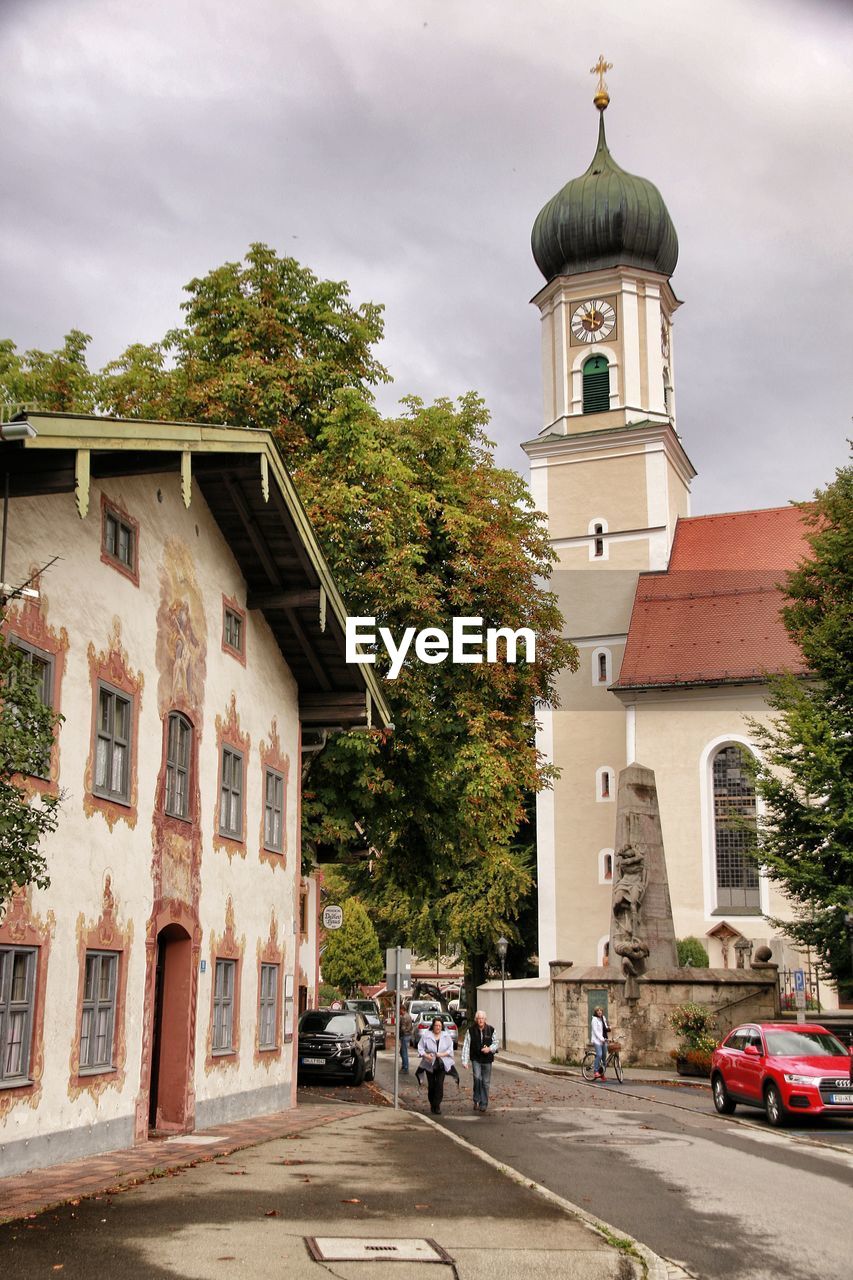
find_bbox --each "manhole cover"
[306,1237,453,1264]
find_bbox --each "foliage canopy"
[750,456,853,996]
[0,244,576,963]
[0,628,62,906]
[321,898,384,995]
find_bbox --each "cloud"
[1,0,851,513]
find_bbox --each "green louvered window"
[582,355,610,415]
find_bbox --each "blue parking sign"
[794,969,805,992]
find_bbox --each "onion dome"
[531,108,678,282]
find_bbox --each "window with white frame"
[596,766,614,801]
[592,647,612,686]
[258,963,279,1050]
[95,683,132,803]
[212,958,236,1053]
[0,946,36,1084]
[599,848,614,883]
[79,951,118,1072]
[588,517,609,561]
[263,768,284,852]
[165,712,191,820]
[712,744,760,910]
[219,747,243,838]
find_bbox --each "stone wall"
[551,962,779,1067]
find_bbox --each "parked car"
[297,1009,376,1084]
[711,1022,853,1127]
[410,1008,459,1048]
[344,998,387,1050]
[407,998,443,1024]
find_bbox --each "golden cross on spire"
[590,54,613,111]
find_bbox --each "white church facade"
[522,79,840,1010]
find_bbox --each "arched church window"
[599,848,614,883]
[663,366,673,418]
[593,523,605,557]
[713,744,760,911]
[582,355,610,414]
[598,651,608,682]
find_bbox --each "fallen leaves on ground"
[341,1198,361,1204]
[264,1209,279,1217]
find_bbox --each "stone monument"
[609,763,678,997]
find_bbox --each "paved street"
[376,1052,853,1280]
[0,1088,637,1280]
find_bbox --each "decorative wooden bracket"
[181,451,192,509]
[260,453,270,503]
[75,449,90,519]
[319,585,327,633]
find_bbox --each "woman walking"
[461,1010,499,1112]
[418,1016,456,1114]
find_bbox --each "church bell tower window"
[582,355,610,414]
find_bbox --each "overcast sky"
[2,0,851,515]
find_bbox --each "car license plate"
[301,1057,325,1066]
[829,1092,853,1104]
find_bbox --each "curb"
[414,1109,697,1280]
[376,1081,695,1280]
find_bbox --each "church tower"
[524,63,696,974]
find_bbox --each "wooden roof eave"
[7,413,392,731]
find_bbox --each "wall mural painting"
[2,572,69,797]
[68,874,133,1102]
[0,888,55,1119]
[151,537,207,908]
[135,541,207,1142]
[259,718,290,869]
[84,617,143,831]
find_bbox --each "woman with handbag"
[418,1016,456,1114]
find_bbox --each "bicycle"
[581,1039,623,1083]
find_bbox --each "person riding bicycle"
[590,1006,610,1080]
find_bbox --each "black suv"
[297,1009,376,1084]
[344,998,387,1051]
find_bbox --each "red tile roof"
[614,506,811,690]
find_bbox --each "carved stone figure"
[609,763,678,995]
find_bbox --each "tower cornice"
[522,418,697,490]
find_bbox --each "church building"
[523,72,837,1008]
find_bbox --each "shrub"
[676,937,710,968]
[669,1002,717,1052]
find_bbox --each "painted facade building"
[524,87,836,1003]
[0,411,388,1175]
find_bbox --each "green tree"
[0,330,97,417]
[321,898,384,995]
[750,457,853,997]
[0,246,575,970]
[676,937,710,968]
[0,629,63,906]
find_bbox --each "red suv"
[711,1022,853,1127]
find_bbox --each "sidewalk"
[0,1101,660,1279]
[498,1050,711,1089]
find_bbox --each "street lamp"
[496,936,509,1052]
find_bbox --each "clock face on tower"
[571,298,616,344]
